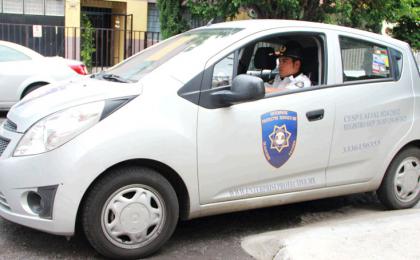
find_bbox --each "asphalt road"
[0,192,386,259]
[0,113,417,259]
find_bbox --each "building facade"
[0,0,161,69]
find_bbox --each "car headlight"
[14,101,105,157]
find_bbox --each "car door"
[196,30,338,205]
[0,45,33,104]
[326,33,414,186]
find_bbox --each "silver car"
[0,20,419,259]
[0,40,87,111]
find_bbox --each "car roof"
[0,40,43,59]
[203,19,409,49]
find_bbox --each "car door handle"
[306,109,324,121]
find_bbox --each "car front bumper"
[0,127,93,236]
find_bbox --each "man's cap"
[276,41,303,60]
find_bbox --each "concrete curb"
[242,208,420,260]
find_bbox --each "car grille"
[0,136,10,156]
[0,192,10,210]
[3,119,17,132]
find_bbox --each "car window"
[248,42,280,71]
[246,42,280,83]
[0,45,31,62]
[197,33,327,109]
[212,53,234,88]
[248,37,324,89]
[340,36,391,82]
[207,34,325,96]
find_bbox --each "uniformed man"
[265,41,311,93]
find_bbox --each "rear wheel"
[82,166,179,259]
[377,147,420,209]
[21,82,48,98]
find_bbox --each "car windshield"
[100,28,243,83]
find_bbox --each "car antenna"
[206,18,214,26]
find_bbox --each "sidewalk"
[242,208,420,260]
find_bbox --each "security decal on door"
[261,110,297,168]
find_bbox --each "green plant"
[393,16,420,50]
[392,0,420,50]
[157,0,189,39]
[186,0,415,35]
[81,13,96,72]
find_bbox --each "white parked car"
[0,40,87,111]
[0,20,420,259]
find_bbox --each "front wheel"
[82,166,179,259]
[377,147,420,209]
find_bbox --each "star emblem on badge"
[269,124,291,153]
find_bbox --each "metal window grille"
[24,0,44,15]
[45,0,64,16]
[3,0,24,14]
[147,3,160,33]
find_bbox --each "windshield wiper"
[101,73,131,83]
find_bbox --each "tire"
[377,147,420,210]
[82,166,179,259]
[21,82,48,98]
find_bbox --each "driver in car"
[265,41,311,93]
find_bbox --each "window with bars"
[24,0,44,15]
[45,0,63,16]
[0,0,63,16]
[3,0,23,14]
[147,3,160,33]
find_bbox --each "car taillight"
[69,64,88,75]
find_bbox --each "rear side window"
[340,36,391,82]
[0,45,30,62]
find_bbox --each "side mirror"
[211,74,265,106]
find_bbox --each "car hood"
[7,77,142,133]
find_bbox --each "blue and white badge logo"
[261,110,297,168]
